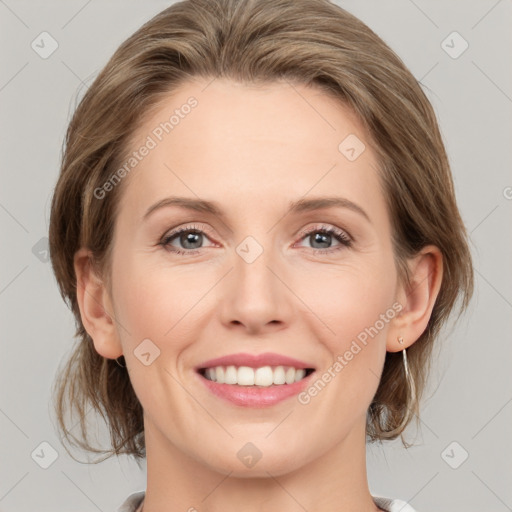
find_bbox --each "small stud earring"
[398,336,404,345]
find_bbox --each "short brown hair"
[49,0,474,461]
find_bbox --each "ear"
[387,245,443,353]
[74,248,123,359]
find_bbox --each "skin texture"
[74,78,443,512]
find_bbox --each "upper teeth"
[204,366,308,386]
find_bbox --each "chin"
[196,439,310,478]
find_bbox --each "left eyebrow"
[142,195,371,224]
[287,197,371,224]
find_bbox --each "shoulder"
[373,495,419,512]
[117,491,145,512]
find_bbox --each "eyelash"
[159,223,353,256]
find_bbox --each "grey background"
[1,1,511,511]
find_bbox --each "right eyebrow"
[143,196,223,221]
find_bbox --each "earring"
[397,336,416,405]
[115,355,126,368]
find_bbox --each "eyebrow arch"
[289,197,371,223]
[142,195,371,224]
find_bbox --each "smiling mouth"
[198,365,315,387]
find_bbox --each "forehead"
[117,77,384,220]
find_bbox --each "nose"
[218,241,294,335]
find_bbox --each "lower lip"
[198,372,315,407]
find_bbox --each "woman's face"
[107,78,402,475]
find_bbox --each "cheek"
[303,259,396,348]
[111,258,208,417]
[112,254,205,338]
[319,262,396,399]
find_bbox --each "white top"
[118,491,419,511]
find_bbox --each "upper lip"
[196,352,315,370]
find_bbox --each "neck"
[140,414,381,512]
